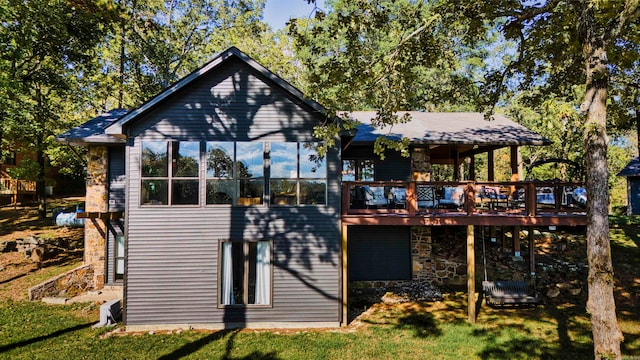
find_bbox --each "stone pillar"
[85,146,108,289]
[411,226,432,281]
[411,148,431,181]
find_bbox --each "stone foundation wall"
[28,264,94,300]
[411,226,467,285]
[350,280,413,289]
[85,145,108,288]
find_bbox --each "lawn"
[0,205,638,359]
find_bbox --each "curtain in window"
[254,241,270,305]
[221,242,234,305]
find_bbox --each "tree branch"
[605,0,640,42]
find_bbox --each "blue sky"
[263,0,325,30]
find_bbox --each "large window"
[342,159,374,181]
[142,141,325,207]
[219,240,271,306]
[206,142,264,205]
[141,141,200,205]
[270,142,326,205]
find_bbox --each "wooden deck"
[341,181,587,227]
[0,178,37,204]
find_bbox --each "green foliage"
[289,0,480,146]
[5,159,39,181]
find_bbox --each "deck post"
[513,226,522,259]
[510,146,519,181]
[467,224,476,324]
[469,155,475,180]
[341,224,348,326]
[487,150,495,181]
[529,226,536,274]
[407,181,417,217]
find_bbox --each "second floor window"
[206,142,264,206]
[141,141,200,205]
[270,142,327,205]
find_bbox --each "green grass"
[0,296,621,360]
[0,219,638,359]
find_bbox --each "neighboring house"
[618,157,640,215]
[57,47,587,330]
[0,147,36,205]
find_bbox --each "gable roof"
[104,46,325,136]
[348,111,550,146]
[618,157,640,177]
[56,109,129,146]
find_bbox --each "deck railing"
[342,180,586,217]
[0,178,37,194]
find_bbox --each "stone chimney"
[84,145,108,289]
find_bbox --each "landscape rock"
[546,287,561,298]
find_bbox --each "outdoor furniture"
[417,185,437,208]
[483,280,539,306]
[438,186,464,208]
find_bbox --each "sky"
[263,0,325,30]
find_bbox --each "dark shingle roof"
[348,111,550,146]
[56,109,129,145]
[618,157,640,177]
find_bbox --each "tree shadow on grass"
[157,329,281,360]
[473,302,593,360]
[394,310,442,338]
[0,322,93,354]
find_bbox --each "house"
[57,47,587,330]
[618,157,640,215]
[1,146,36,205]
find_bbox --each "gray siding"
[123,58,341,326]
[348,226,411,281]
[108,146,126,212]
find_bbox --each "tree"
[0,0,117,217]
[289,0,480,155]
[294,1,639,358]
[85,0,301,112]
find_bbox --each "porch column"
[510,146,519,181]
[85,145,109,289]
[411,147,431,181]
[487,150,495,181]
[469,155,476,181]
[341,223,348,326]
[467,224,476,324]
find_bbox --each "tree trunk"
[581,16,623,358]
[36,137,47,220]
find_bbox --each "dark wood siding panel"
[375,151,410,181]
[348,226,411,281]
[128,59,321,142]
[342,145,411,181]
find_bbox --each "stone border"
[28,264,94,301]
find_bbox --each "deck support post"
[341,224,348,326]
[467,224,476,324]
[513,226,522,260]
[529,226,536,274]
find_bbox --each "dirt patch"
[0,197,85,300]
